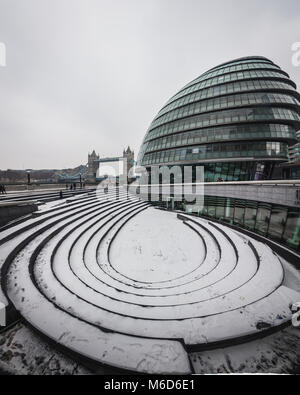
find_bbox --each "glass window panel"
[255,203,272,236]
[244,201,258,230]
[268,206,288,241]
[233,200,246,226]
[282,208,300,251]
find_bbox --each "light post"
[27,171,31,185]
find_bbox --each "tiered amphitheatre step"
[0,188,93,204]
[0,190,131,304]
[1,187,299,373]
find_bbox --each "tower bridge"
[87,147,135,184]
[94,156,123,163]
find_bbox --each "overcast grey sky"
[0,0,299,169]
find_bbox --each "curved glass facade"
[156,80,297,118]
[138,56,300,181]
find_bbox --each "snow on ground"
[0,193,100,305]
[110,209,204,283]
[281,258,300,292]
[190,325,300,374]
[37,199,67,212]
[1,187,300,374]
[0,323,91,375]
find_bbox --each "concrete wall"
[203,184,300,208]
[139,182,300,209]
[0,203,38,227]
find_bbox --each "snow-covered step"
[2,187,299,373]
[0,191,134,305]
[0,190,126,241]
[31,210,290,319]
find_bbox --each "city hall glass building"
[138,56,300,181]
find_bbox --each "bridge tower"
[87,150,99,183]
[123,147,135,184]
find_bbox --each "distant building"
[87,148,135,184]
[123,146,135,183]
[87,150,100,183]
